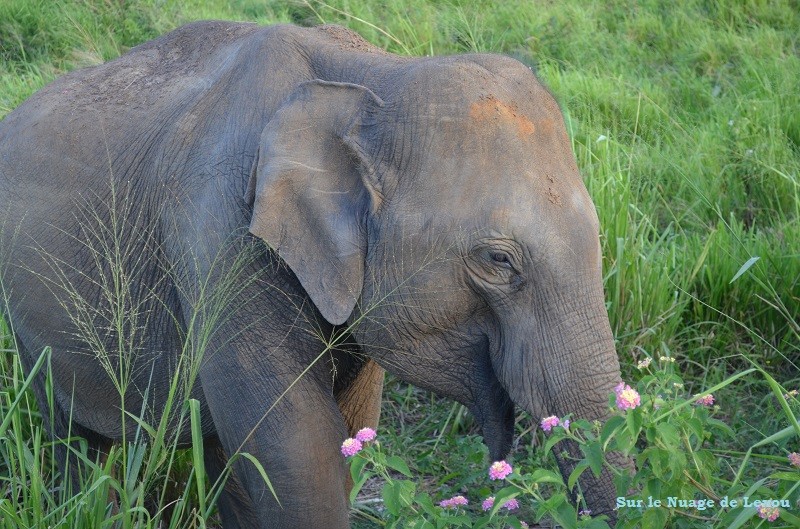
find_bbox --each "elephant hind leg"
[336,359,384,437]
[203,436,259,529]
[336,359,384,497]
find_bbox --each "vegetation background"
[1,0,798,527]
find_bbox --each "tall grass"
[1,1,798,527]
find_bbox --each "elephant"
[0,21,626,528]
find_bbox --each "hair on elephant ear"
[245,80,385,326]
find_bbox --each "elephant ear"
[246,80,384,325]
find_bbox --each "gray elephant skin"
[0,22,625,528]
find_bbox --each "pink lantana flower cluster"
[614,382,641,411]
[757,505,780,522]
[340,438,362,457]
[439,495,468,509]
[693,393,715,407]
[488,460,513,480]
[481,496,519,511]
[540,415,570,432]
[340,427,377,457]
[788,452,800,468]
[355,427,377,442]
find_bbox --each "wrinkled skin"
[0,22,625,528]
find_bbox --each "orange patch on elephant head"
[469,96,535,139]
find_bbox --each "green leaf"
[414,492,436,515]
[544,431,568,453]
[724,507,758,529]
[349,471,370,504]
[489,487,519,517]
[686,417,704,442]
[385,455,413,477]
[641,447,666,479]
[667,450,687,479]
[582,517,613,529]
[234,452,280,506]
[382,480,416,516]
[626,409,643,439]
[0,347,50,436]
[778,508,800,525]
[641,506,668,529]
[655,422,680,450]
[528,468,565,486]
[349,455,371,503]
[601,416,626,448]
[188,399,207,516]
[705,417,734,437]
[537,494,575,529]
[350,455,369,484]
[613,470,632,498]
[729,256,759,283]
[613,426,635,454]
[771,471,800,482]
[568,460,591,490]
[580,441,605,477]
[551,496,579,529]
[642,477,663,502]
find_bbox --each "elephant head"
[247,57,624,518]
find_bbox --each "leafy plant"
[346,357,800,528]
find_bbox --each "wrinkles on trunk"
[494,276,630,523]
[544,291,630,525]
[554,440,631,524]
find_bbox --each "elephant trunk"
[494,281,629,523]
[546,320,625,523]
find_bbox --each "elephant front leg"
[204,436,260,529]
[199,357,351,529]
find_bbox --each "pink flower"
[615,382,641,411]
[488,460,513,480]
[541,416,571,432]
[694,394,715,407]
[355,427,377,443]
[482,496,519,511]
[503,498,519,510]
[540,416,560,432]
[579,509,592,517]
[789,452,800,468]
[340,438,362,457]
[439,495,468,508]
[757,505,780,521]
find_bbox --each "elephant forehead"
[487,195,597,238]
[468,96,536,140]
[413,102,577,189]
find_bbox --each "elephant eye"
[490,251,511,266]
[465,240,523,286]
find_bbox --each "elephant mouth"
[468,366,515,461]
